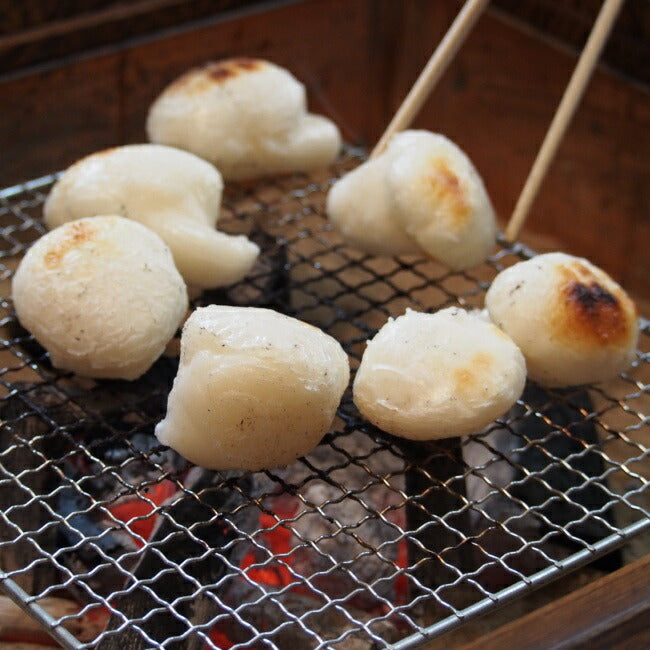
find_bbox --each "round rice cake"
[147,58,341,180]
[485,252,639,386]
[353,307,526,439]
[155,306,350,470]
[44,144,259,290]
[12,216,188,380]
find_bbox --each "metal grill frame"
[0,156,649,649]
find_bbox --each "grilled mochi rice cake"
[485,252,639,387]
[353,307,526,439]
[327,130,496,269]
[147,58,341,180]
[44,144,259,290]
[12,216,188,380]
[155,306,350,470]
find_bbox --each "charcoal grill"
[0,150,648,649]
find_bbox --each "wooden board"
[457,554,650,650]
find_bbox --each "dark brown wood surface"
[458,553,650,650]
[493,0,650,85]
[2,1,648,83]
[0,0,272,73]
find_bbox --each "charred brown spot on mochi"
[44,221,96,269]
[453,350,494,396]
[429,159,470,225]
[207,58,263,82]
[553,263,635,347]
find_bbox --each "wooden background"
[0,0,648,301]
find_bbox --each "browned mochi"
[146,58,341,180]
[43,220,97,269]
[43,144,259,290]
[353,308,526,440]
[207,58,262,80]
[485,253,638,387]
[453,350,495,399]
[552,261,635,348]
[164,59,264,95]
[426,158,471,229]
[326,130,495,264]
[12,216,188,380]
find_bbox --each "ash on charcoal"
[55,431,186,600]
[97,467,262,650]
[211,430,409,648]
[214,589,402,649]
[463,425,533,532]
[1,380,188,601]
[279,431,406,605]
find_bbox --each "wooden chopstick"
[370,0,490,158]
[505,0,625,242]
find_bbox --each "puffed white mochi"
[326,141,421,257]
[155,306,350,470]
[146,58,341,180]
[43,144,259,290]
[12,216,188,380]
[353,308,526,439]
[327,130,497,268]
[485,253,639,387]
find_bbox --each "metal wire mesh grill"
[0,151,648,649]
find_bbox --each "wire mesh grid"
[0,150,648,649]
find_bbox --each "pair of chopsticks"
[371,0,625,242]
